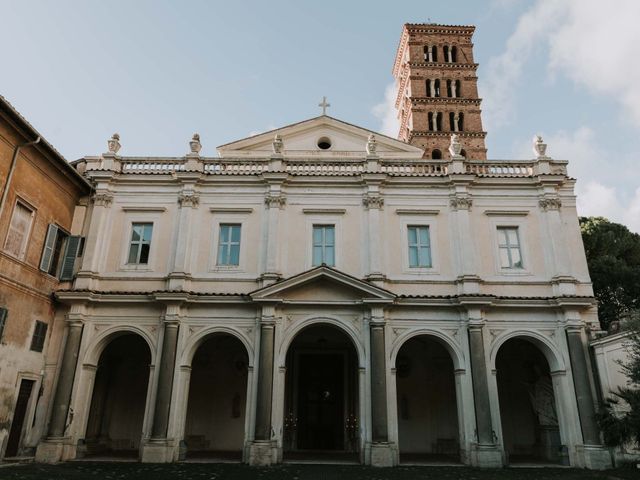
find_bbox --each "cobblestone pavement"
[0,463,639,480]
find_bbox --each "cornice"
[409,62,478,71]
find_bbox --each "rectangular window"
[4,201,34,259]
[408,226,432,268]
[0,307,7,342]
[217,224,241,266]
[30,320,48,352]
[497,226,523,269]
[40,224,71,277]
[127,223,153,264]
[312,225,335,267]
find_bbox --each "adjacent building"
[0,95,91,459]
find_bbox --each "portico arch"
[280,321,362,461]
[391,331,464,463]
[492,332,568,465]
[181,330,252,460]
[83,332,152,458]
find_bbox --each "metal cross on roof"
[318,96,330,115]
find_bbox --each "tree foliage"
[579,216,640,330]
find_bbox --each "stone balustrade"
[84,155,566,178]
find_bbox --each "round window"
[317,137,332,150]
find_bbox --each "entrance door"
[5,379,35,457]
[297,353,344,450]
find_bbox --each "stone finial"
[107,133,121,154]
[448,134,463,159]
[272,134,284,154]
[189,133,202,155]
[533,135,548,159]
[366,134,377,156]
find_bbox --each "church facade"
[33,24,612,469]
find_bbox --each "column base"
[370,442,395,467]
[35,437,76,463]
[468,443,503,468]
[578,445,612,470]
[248,440,277,466]
[141,438,175,463]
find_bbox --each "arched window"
[446,79,452,97]
[432,46,438,62]
[455,80,462,98]
[432,149,442,159]
[449,112,455,131]
[458,112,464,131]
[451,46,458,63]
[443,45,449,63]
[428,112,434,131]
[423,46,429,61]
[423,45,438,62]
[436,112,442,131]
[434,79,441,97]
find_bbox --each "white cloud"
[482,0,640,129]
[372,83,400,137]
[514,127,640,233]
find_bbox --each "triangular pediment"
[217,115,424,159]
[250,266,396,304]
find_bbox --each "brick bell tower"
[392,23,487,160]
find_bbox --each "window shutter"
[39,224,58,272]
[0,307,7,341]
[59,236,82,281]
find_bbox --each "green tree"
[579,216,640,330]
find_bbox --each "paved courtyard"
[0,463,639,480]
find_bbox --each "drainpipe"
[0,136,41,216]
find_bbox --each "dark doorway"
[395,336,460,464]
[496,338,564,464]
[84,334,151,458]
[183,334,248,460]
[297,353,344,450]
[283,325,359,461]
[5,379,35,457]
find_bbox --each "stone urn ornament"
[107,133,121,154]
[272,134,284,154]
[448,133,462,158]
[533,135,548,158]
[366,134,377,155]
[189,133,202,155]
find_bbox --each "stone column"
[468,324,493,445]
[35,320,84,462]
[369,309,393,466]
[249,314,276,465]
[467,317,502,467]
[539,195,576,295]
[565,326,612,469]
[261,175,287,285]
[565,327,600,445]
[141,316,179,463]
[48,321,84,437]
[450,190,480,294]
[150,320,180,439]
[75,187,113,289]
[167,185,199,290]
[362,178,385,283]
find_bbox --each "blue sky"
[1,0,639,231]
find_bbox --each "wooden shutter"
[59,236,82,281]
[39,224,58,272]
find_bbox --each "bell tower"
[392,23,487,160]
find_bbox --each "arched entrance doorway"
[395,336,460,463]
[183,334,249,460]
[84,334,151,457]
[283,324,359,462]
[496,338,563,464]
